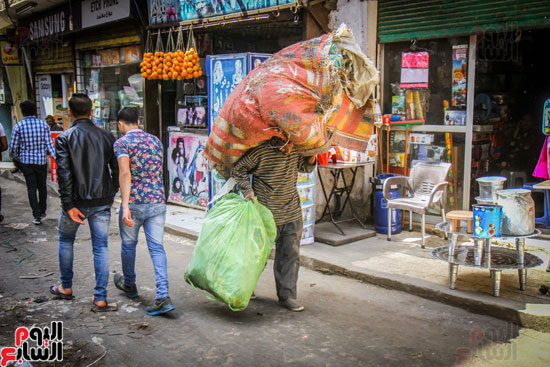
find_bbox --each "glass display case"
[80,46,143,138]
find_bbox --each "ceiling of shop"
[1,0,67,29]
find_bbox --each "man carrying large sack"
[231,137,316,312]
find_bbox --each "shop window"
[382,37,469,210]
[78,46,142,138]
[382,37,469,126]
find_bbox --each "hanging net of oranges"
[140,27,202,81]
[140,31,155,80]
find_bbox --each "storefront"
[377,0,550,213]
[74,0,145,138]
[18,2,82,129]
[149,0,324,243]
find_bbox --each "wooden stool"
[447,210,473,233]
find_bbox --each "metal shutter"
[378,0,550,43]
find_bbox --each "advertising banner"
[149,0,296,24]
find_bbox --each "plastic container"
[496,189,535,235]
[128,73,143,93]
[374,173,402,234]
[473,204,503,238]
[476,176,507,203]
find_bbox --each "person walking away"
[48,94,119,312]
[112,107,174,315]
[0,122,8,223]
[9,100,55,225]
[46,115,64,131]
[231,138,316,312]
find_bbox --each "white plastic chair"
[382,161,451,248]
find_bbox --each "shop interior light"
[15,2,37,16]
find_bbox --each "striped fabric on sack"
[205,24,379,178]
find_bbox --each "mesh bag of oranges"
[140,30,165,80]
[140,28,202,81]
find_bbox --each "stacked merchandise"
[297,171,316,245]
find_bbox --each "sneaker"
[39,213,46,220]
[146,296,175,316]
[113,273,138,298]
[250,292,257,300]
[277,298,304,312]
[32,218,41,225]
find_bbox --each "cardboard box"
[331,146,369,163]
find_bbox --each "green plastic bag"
[184,193,277,311]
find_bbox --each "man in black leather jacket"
[49,93,119,311]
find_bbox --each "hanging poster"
[452,45,468,108]
[207,54,247,126]
[149,0,182,25]
[168,133,209,208]
[38,75,53,120]
[400,52,429,88]
[1,42,19,65]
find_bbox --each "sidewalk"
[164,202,550,332]
[3,170,549,332]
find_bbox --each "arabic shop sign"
[149,0,297,25]
[82,0,131,28]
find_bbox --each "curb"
[299,253,550,333]
[161,221,550,333]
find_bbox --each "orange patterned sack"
[205,25,379,178]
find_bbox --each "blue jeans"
[119,203,169,299]
[58,205,112,301]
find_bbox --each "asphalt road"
[0,176,524,366]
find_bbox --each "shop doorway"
[36,73,72,129]
[472,27,550,208]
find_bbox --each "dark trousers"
[20,163,48,219]
[273,218,303,301]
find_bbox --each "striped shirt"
[9,116,55,165]
[232,141,316,226]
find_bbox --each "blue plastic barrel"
[374,174,402,234]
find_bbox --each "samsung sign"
[28,10,68,41]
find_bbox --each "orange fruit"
[141,72,147,78]
[197,70,202,76]
[146,69,152,74]
[193,64,198,71]
[181,70,187,77]
[193,71,199,78]
[186,67,193,74]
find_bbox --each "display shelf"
[82,61,141,69]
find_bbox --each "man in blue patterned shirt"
[112,107,174,316]
[9,100,55,225]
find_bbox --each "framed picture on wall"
[176,97,208,128]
